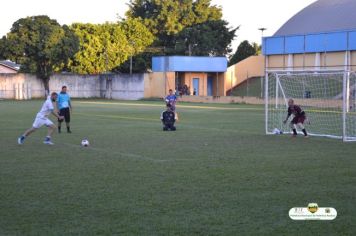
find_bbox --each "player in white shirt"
[18,92,64,145]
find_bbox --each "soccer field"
[0,99,355,235]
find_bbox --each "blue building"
[263,0,356,71]
[152,56,227,96]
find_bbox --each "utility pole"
[258,28,267,98]
[258,28,267,38]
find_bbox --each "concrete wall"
[0,73,145,100]
[182,72,208,96]
[179,95,264,104]
[0,65,18,74]
[0,73,40,99]
[144,72,175,98]
[266,51,354,70]
[225,55,265,93]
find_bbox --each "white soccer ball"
[273,128,283,134]
[81,139,90,147]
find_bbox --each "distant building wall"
[225,55,265,95]
[108,73,145,100]
[263,31,356,71]
[0,74,39,99]
[144,72,175,98]
[0,65,18,74]
[0,73,145,100]
[178,95,264,104]
[182,72,207,96]
[266,52,351,71]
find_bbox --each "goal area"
[265,70,356,142]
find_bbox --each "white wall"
[0,73,145,100]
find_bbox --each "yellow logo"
[308,203,318,214]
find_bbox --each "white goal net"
[265,71,356,142]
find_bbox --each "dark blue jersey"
[165,94,177,105]
[160,110,176,125]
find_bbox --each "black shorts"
[59,107,70,123]
[163,123,176,131]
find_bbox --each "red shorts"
[292,116,305,124]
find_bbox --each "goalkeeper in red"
[283,99,308,137]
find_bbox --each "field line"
[75,112,259,135]
[61,142,197,163]
[76,101,263,111]
[76,112,158,122]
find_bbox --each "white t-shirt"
[36,96,54,119]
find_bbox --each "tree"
[120,18,155,57]
[252,42,262,55]
[126,0,222,47]
[126,0,221,35]
[0,36,6,60]
[2,16,79,94]
[174,20,238,56]
[68,19,154,74]
[229,40,259,66]
[123,0,236,71]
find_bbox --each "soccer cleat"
[43,136,54,145]
[18,136,25,145]
[43,140,54,145]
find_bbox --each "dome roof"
[274,0,356,36]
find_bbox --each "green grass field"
[1,99,355,235]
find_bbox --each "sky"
[0,0,317,51]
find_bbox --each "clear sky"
[0,0,316,51]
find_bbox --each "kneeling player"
[161,104,177,131]
[283,99,308,137]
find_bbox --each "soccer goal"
[265,70,356,142]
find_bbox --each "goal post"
[265,70,356,142]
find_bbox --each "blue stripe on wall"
[285,36,304,54]
[263,29,356,55]
[152,56,227,72]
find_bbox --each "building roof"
[274,0,356,36]
[152,56,227,72]
[0,60,20,71]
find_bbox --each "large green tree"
[69,19,154,74]
[229,40,259,66]
[126,0,222,40]
[123,0,236,71]
[1,15,79,94]
[0,36,6,60]
[174,20,238,56]
[125,0,225,49]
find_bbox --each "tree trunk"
[43,77,50,97]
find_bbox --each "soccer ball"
[273,128,283,134]
[81,139,90,147]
